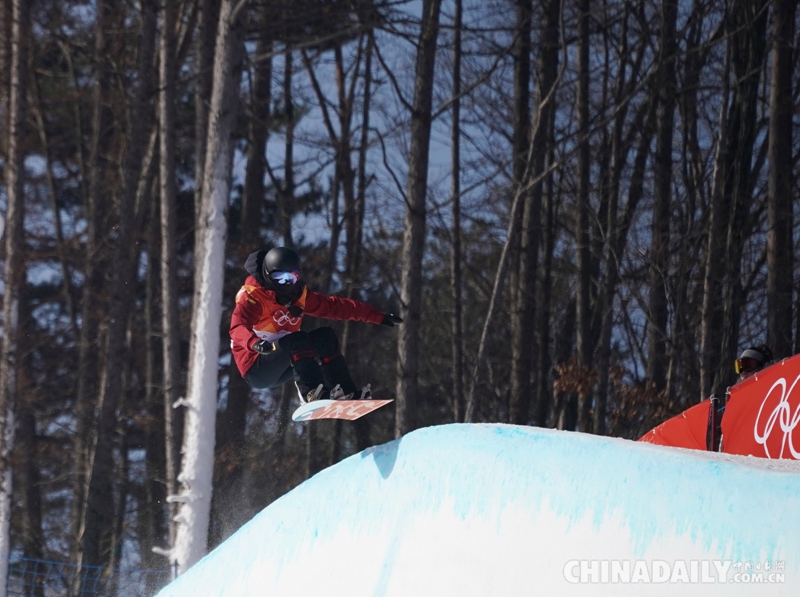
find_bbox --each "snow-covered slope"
[154,424,800,596]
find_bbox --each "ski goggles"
[270,270,301,285]
[734,357,760,375]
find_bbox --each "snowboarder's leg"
[243,348,293,390]
[278,331,327,401]
[308,326,358,398]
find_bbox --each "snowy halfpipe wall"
[154,424,800,596]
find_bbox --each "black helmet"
[735,344,772,377]
[262,247,301,283]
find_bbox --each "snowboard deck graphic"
[292,399,393,422]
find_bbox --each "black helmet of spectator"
[735,344,773,380]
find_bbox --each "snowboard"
[291,399,393,422]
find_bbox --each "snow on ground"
[154,424,800,596]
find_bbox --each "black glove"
[381,313,403,327]
[252,339,274,355]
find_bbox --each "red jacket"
[229,275,385,376]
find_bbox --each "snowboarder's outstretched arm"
[304,290,398,326]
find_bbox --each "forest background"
[0,0,798,593]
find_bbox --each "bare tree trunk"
[717,0,768,391]
[0,0,27,587]
[77,0,157,574]
[194,0,221,223]
[395,0,442,438]
[140,206,167,579]
[700,36,732,400]
[352,34,375,299]
[16,404,44,597]
[593,23,621,435]
[451,0,464,422]
[334,38,367,451]
[325,167,342,294]
[213,2,271,546]
[767,0,795,358]
[349,35,374,451]
[158,0,182,558]
[574,0,593,432]
[70,0,117,561]
[553,298,577,430]
[508,0,532,425]
[300,39,362,294]
[536,158,556,429]
[465,186,527,423]
[594,5,649,435]
[240,19,271,250]
[187,0,220,411]
[186,0,220,421]
[173,0,245,573]
[300,43,347,295]
[109,343,132,572]
[514,0,562,426]
[645,0,677,396]
[532,0,561,429]
[30,70,78,331]
[670,0,708,405]
[335,45,357,268]
[280,51,296,247]
[16,293,44,596]
[0,0,8,129]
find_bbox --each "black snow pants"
[243,326,357,397]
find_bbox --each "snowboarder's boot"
[296,382,327,404]
[279,332,327,404]
[321,354,358,399]
[328,382,372,401]
[291,356,327,404]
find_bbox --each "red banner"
[639,355,800,460]
[638,400,709,451]
[721,355,800,459]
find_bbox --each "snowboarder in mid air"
[229,247,402,404]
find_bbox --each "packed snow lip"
[154,424,800,597]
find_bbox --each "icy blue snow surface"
[155,424,800,597]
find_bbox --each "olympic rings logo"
[273,310,301,327]
[753,375,800,459]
